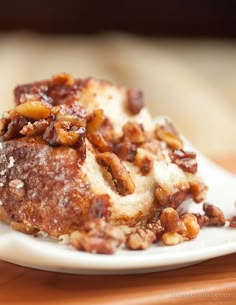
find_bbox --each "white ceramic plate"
[0,138,236,274]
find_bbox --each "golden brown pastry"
[0,73,208,253]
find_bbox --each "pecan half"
[126,89,144,115]
[15,100,51,120]
[96,152,135,196]
[155,119,183,149]
[169,149,198,174]
[203,203,226,226]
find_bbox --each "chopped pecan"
[14,73,85,107]
[189,179,207,203]
[89,194,112,220]
[126,228,156,250]
[140,140,164,160]
[228,216,236,228]
[146,221,164,240]
[162,232,184,246]
[113,142,137,162]
[169,149,198,174]
[203,203,226,226]
[70,219,125,254]
[0,118,9,136]
[42,122,57,145]
[122,122,146,144]
[87,109,114,152]
[88,132,112,152]
[160,207,183,233]
[15,100,52,120]
[54,121,83,146]
[193,213,209,228]
[9,179,25,198]
[51,73,74,86]
[155,187,189,209]
[96,152,135,196]
[52,103,86,127]
[43,121,86,148]
[155,119,183,149]
[20,119,49,136]
[126,89,144,115]
[2,115,28,141]
[180,214,200,240]
[86,109,104,133]
[134,148,153,175]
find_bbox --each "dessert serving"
[0,73,228,254]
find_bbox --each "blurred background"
[0,0,236,158]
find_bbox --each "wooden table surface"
[0,156,236,305]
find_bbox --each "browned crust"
[0,137,94,237]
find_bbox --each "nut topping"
[122,122,146,144]
[0,118,9,136]
[2,115,28,141]
[160,207,183,233]
[169,149,198,174]
[193,213,209,228]
[162,232,184,246]
[203,203,226,226]
[15,100,51,120]
[96,152,135,196]
[20,119,49,136]
[51,73,74,86]
[180,214,200,240]
[126,228,156,250]
[155,119,183,149]
[70,219,125,254]
[126,89,144,115]
[134,148,153,175]
[87,109,114,152]
[113,142,137,162]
